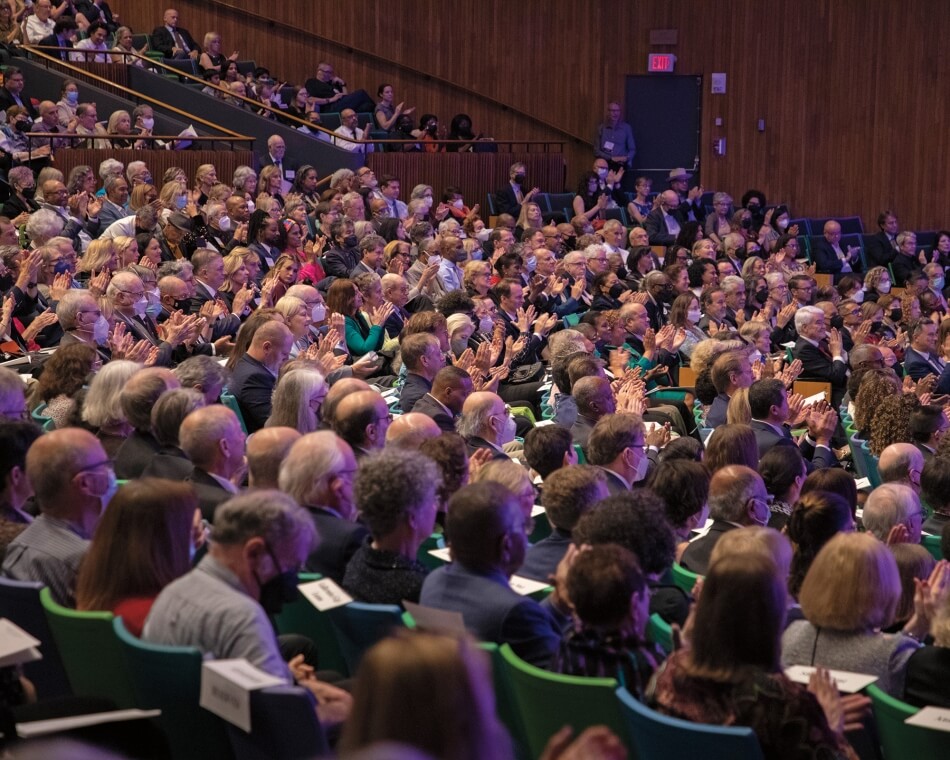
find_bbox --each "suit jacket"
[114,312,174,366]
[599,467,631,496]
[150,25,199,58]
[865,231,898,269]
[643,207,677,246]
[494,184,525,217]
[644,297,668,333]
[114,430,161,480]
[749,419,835,471]
[98,198,128,228]
[303,507,370,584]
[0,88,37,120]
[323,246,361,279]
[420,562,561,667]
[189,281,240,339]
[520,528,571,582]
[383,304,410,338]
[247,241,280,279]
[792,337,848,409]
[465,436,509,461]
[570,413,598,454]
[810,238,859,275]
[228,354,276,433]
[891,252,918,287]
[0,195,39,219]
[904,645,950,709]
[140,446,193,480]
[904,347,945,381]
[412,393,456,433]
[399,373,432,413]
[186,467,236,522]
[258,154,299,183]
[679,520,738,576]
[38,34,73,60]
[706,393,730,429]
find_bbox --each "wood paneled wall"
[125,1,950,229]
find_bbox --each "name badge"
[298,577,352,611]
[603,140,615,151]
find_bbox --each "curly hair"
[853,369,902,437]
[573,490,675,576]
[419,433,469,511]
[869,392,920,456]
[31,343,96,405]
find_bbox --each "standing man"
[594,102,635,171]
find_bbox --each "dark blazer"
[864,231,898,269]
[114,430,161,480]
[570,413,598,454]
[150,25,199,58]
[383,305,409,338]
[679,520,739,576]
[904,645,950,709]
[398,373,431,414]
[497,310,543,365]
[465,436,509,461]
[323,246,360,279]
[0,88,37,120]
[792,338,848,409]
[599,467,631,496]
[935,362,950,395]
[113,312,173,367]
[520,528,571,582]
[419,562,561,667]
[37,34,73,60]
[258,154,299,181]
[247,241,279,280]
[140,446,193,480]
[228,354,276,433]
[189,281,240,340]
[643,298,668,333]
[186,467,236,522]
[303,507,370,584]
[0,195,39,219]
[810,238,857,275]
[706,393,730,429]
[643,207,677,246]
[411,393,456,433]
[493,184,524,217]
[903,347,945,381]
[749,419,835,471]
[891,252,918,287]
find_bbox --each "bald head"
[850,344,884,371]
[321,378,371,427]
[27,428,108,523]
[878,443,924,492]
[247,427,301,488]
[385,412,441,448]
[458,391,506,442]
[179,405,245,475]
[332,389,390,450]
[247,321,293,372]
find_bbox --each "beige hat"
[667,168,692,181]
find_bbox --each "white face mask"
[687,309,702,323]
[498,414,517,445]
[311,303,326,323]
[427,254,442,268]
[133,298,147,317]
[452,198,464,209]
[879,281,892,294]
[141,117,154,130]
[475,228,491,242]
[92,315,109,345]
[525,255,537,273]
[217,216,231,231]
[633,449,649,482]
[478,316,494,333]
[852,288,864,303]
[596,168,608,179]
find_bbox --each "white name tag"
[200,660,285,732]
[285,170,295,179]
[905,706,950,732]
[602,140,615,151]
[531,505,546,518]
[510,575,552,596]
[803,391,827,405]
[0,618,42,668]
[298,578,353,611]
[784,665,877,693]
[854,477,871,490]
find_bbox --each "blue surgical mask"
[933,277,945,290]
[53,259,71,275]
[176,195,187,209]
[65,91,79,106]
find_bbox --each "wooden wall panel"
[124,1,950,229]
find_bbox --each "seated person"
[342,449,439,605]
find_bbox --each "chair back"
[40,588,135,708]
[113,618,233,760]
[273,573,349,676]
[228,685,328,760]
[328,601,406,673]
[0,577,70,699]
[647,613,673,654]
[417,532,447,571]
[671,563,701,595]
[481,643,530,760]
[922,534,943,561]
[220,391,248,433]
[499,643,629,758]
[616,686,764,760]
[867,683,949,758]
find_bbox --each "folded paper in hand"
[171,124,198,151]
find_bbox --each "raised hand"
[49,272,72,302]
[452,347,476,374]
[370,301,394,327]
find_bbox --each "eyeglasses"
[74,459,115,476]
[375,412,394,424]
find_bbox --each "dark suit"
[248,241,280,280]
[643,297,668,333]
[465,436,508,461]
[114,430,161,480]
[0,195,39,220]
[150,24,199,59]
[570,413,598,454]
[679,520,739,576]
[420,562,561,667]
[599,467,631,496]
[140,446,193,480]
[864,231,898,269]
[706,393,730,429]
[228,354,276,433]
[749,419,835,471]
[303,507,369,584]
[258,154,299,185]
[643,208,678,246]
[37,34,73,60]
[520,528,571,582]
[0,88,37,120]
[891,252,918,287]
[412,393,456,433]
[189,281,240,340]
[494,183,526,217]
[398,373,431,414]
[323,246,361,279]
[793,337,848,409]
[903,347,945,382]
[915,442,937,463]
[186,467,236,522]
[114,312,174,367]
[810,238,860,275]
[383,305,409,338]
[904,646,950,709]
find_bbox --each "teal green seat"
[220,391,248,434]
[40,588,136,709]
[616,686,764,759]
[499,643,629,757]
[563,313,582,328]
[574,443,587,464]
[510,405,537,426]
[529,508,551,544]
[113,618,232,760]
[328,602,406,673]
[648,613,673,653]
[860,441,882,487]
[481,642,531,760]
[922,534,943,561]
[671,563,701,595]
[273,573,350,676]
[867,683,949,759]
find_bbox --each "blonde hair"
[799,532,900,631]
[112,235,138,267]
[710,526,792,580]
[158,180,186,211]
[726,387,752,425]
[78,238,114,274]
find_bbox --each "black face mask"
[20,184,34,198]
[343,234,358,249]
[255,548,299,615]
[13,120,28,133]
[890,309,902,322]
[755,287,768,305]
[609,283,626,299]
[740,217,752,230]
[830,315,844,330]
[514,174,526,185]
[174,298,191,314]
[658,286,675,303]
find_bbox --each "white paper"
[905,706,950,732]
[403,601,466,634]
[690,518,715,540]
[17,709,161,738]
[784,665,877,693]
[509,575,552,596]
[803,391,827,405]
[428,547,452,563]
[200,660,285,733]
[0,618,41,667]
[854,477,871,490]
[782,341,796,348]
[534,419,555,427]
[531,505,546,518]
[298,577,353,611]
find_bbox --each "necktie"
[173,29,188,52]
[818,341,832,360]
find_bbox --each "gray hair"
[126,161,147,183]
[211,490,317,554]
[157,259,194,280]
[7,166,33,190]
[410,184,432,200]
[896,231,916,248]
[563,251,585,266]
[354,448,440,538]
[174,355,230,396]
[330,168,354,188]
[25,209,65,245]
[548,329,589,365]
[712,191,731,206]
[81,361,141,428]
[151,388,205,447]
[863,484,920,541]
[232,165,256,192]
[720,275,744,295]
[55,288,97,330]
[794,305,824,334]
[456,400,495,440]
[267,368,326,434]
[584,244,606,261]
[274,295,307,322]
[106,271,143,300]
[708,465,762,522]
[99,159,124,181]
[765,272,786,289]
[278,430,346,505]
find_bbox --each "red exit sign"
[648,54,677,73]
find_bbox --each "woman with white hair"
[80,360,141,457]
[265,367,326,433]
[446,313,475,359]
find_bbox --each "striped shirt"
[1,514,90,607]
